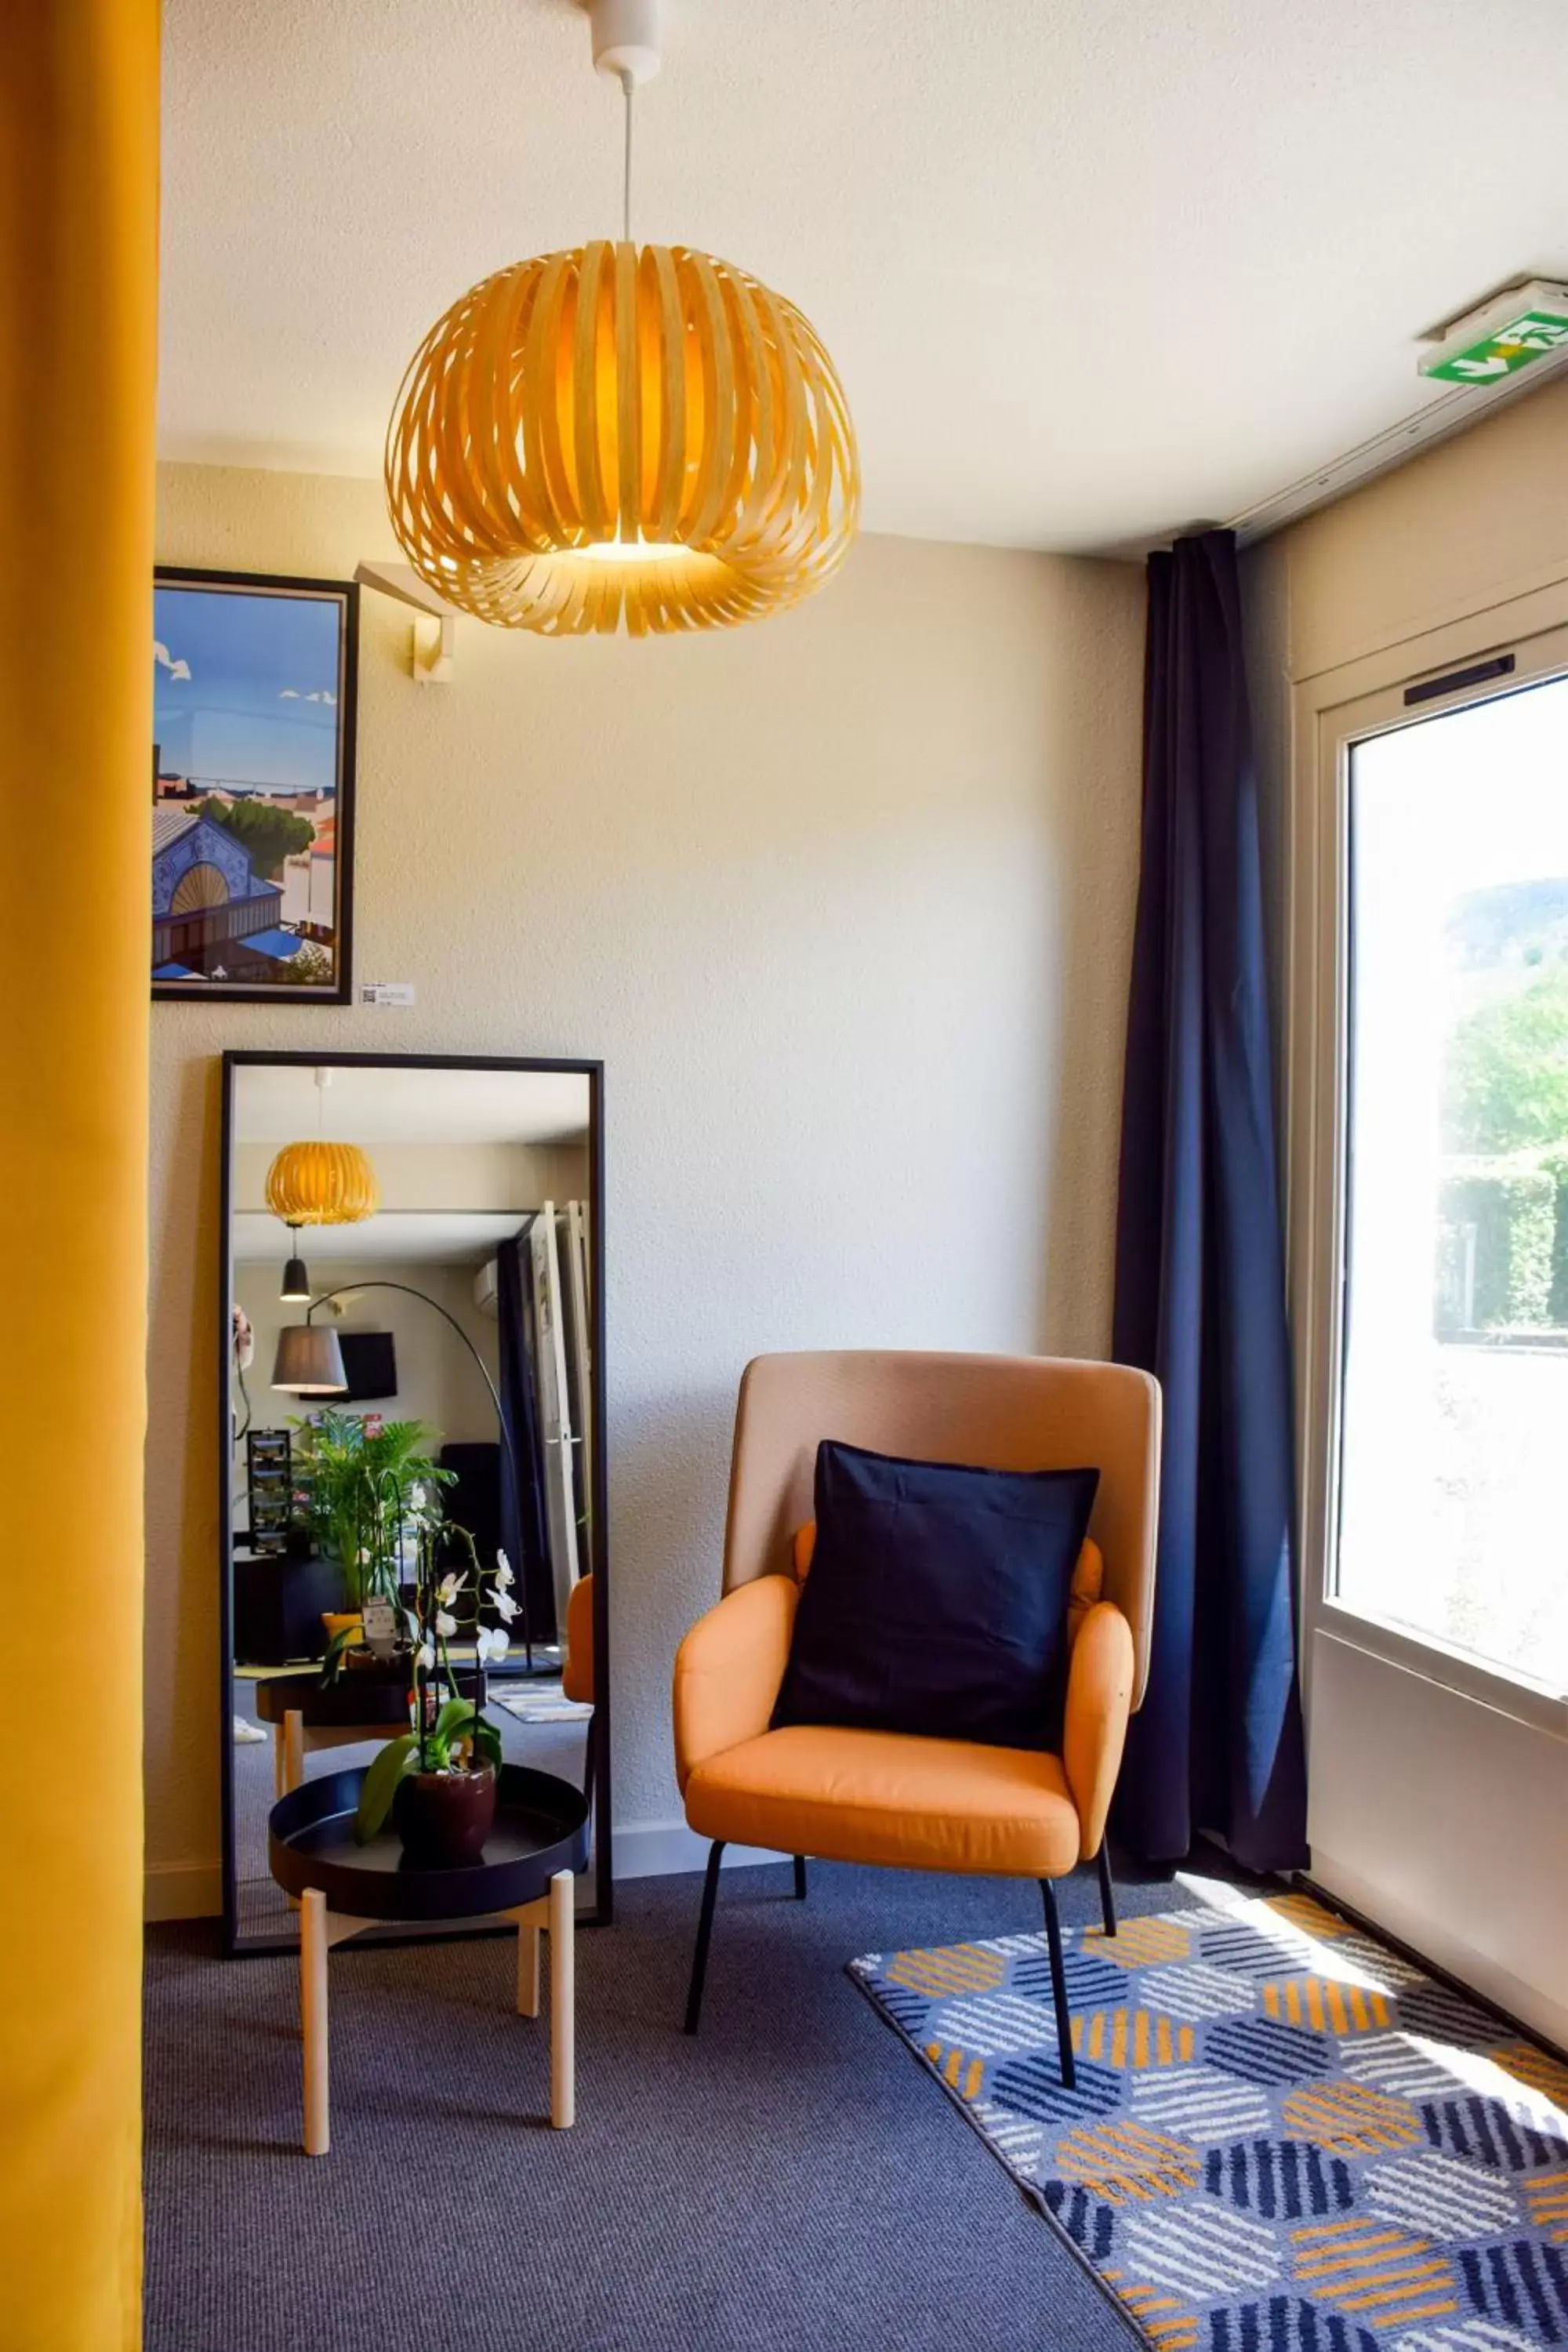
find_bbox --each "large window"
[1338,667,1568,1696]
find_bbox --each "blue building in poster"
[151,808,299,982]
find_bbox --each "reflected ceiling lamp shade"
[263,1141,379,1228]
[383,0,858,637]
[271,1323,348,1396]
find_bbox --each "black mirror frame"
[216,1048,612,1954]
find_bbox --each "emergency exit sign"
[1421,281,1568,384]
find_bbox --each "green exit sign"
[1421,282,1568,384]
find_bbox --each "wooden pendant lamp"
[263,1069,379,1228]
[384,0,859,637]
[264,1142,379,1228]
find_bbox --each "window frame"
[1287,579,1568,1738]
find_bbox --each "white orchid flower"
[435,1609,458,1639]
[494,1551,515,1588]
[435,1570,463,1608]
[415,1640,435,1673]
[488,1586,520,1623]
[408,1482,428,1512]
[476,1624,510,1664]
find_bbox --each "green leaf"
[432,1697,477,1744]
[354,1733,418,1843]
[318,1626,357,1686]
[473,1721,503,1773]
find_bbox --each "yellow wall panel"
[0,4,158,2344]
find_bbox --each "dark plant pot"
[343,1644,412,1681]
[394,1765,497,1869]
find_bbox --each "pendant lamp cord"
[619,68,633,244]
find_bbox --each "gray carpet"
[144,1851,1230,2351]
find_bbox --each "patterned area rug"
[851,1891,1568,2350]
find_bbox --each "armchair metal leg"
[1040,1878,1077,2089]
[1096,1841,1117,1938]
[684,1840,727,2035]
[793,1854,808,1901]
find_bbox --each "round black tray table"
[256,1667,486,1800]
[269,1762,589,2154]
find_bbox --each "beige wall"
[147,461,1145,1910]
[1247,374,1568,1030]
[1245,374,1568,2043]
[1247,374,1568,691]
[230,1254,504,1499]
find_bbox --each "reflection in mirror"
[222,1054,606,1951]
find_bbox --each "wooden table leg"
[549,1868,575,2129]
[517,1920,541,2020]
[300,1888,330,2157]
[282,1708,304,1795]
[273,1722,285,1801]
[281,1713,307,1909]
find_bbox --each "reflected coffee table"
[269,1762,590,2155]
[256,1667,486,1798]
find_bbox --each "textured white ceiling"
[159,0,1568,553]
[232,1062,590,1144]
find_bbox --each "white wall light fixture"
[352,561,457,684]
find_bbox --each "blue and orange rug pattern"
[851,1892,1568,2350]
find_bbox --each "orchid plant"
[353,1529,522,1842]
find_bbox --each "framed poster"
[151,568,358,1003]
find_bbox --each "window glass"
[1340,670,1568,1691]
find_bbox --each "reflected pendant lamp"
[263,1141,380,1229]
[384,0,859,637]
[278,1247,313,1305]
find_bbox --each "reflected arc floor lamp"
[272,1280,554,1678]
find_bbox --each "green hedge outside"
[1439,1163,1559,1330]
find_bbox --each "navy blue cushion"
[771,1439,1099,1751]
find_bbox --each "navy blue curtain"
[1111,528,1308,1875]
[495,1227,557,1647]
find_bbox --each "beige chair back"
[722,1352,1160,1711]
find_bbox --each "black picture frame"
[217,1051,612,1956]
[153,568,358,1004]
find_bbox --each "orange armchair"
[559,1572,600,1813]
[672,1352,1160,2082]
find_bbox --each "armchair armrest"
[561,1573,594,1706]
[673,1574,800,1796]
[1062,1600,1134,1862]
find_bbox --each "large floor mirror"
[218,1051,609,1952]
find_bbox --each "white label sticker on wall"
[360,982,416,1007]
